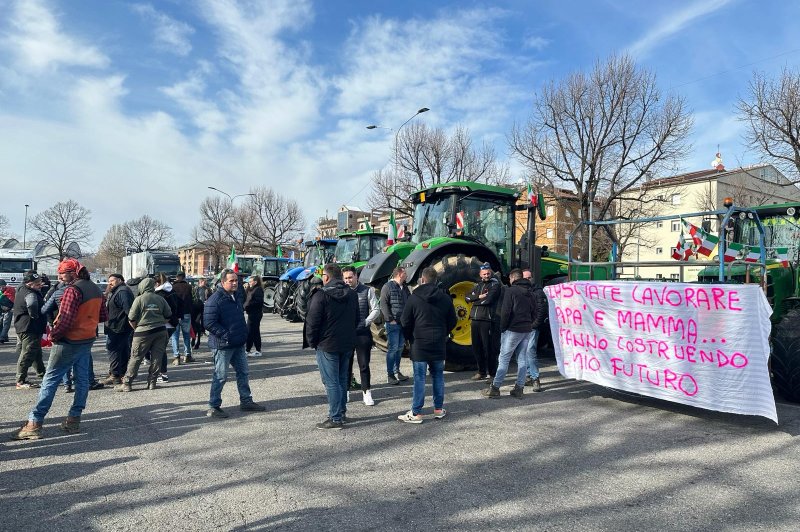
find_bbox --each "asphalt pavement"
[1,314,799,531]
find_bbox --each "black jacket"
[12,284,46,335]
[500,278,536,333]
[244,286,264,316]
[303,279,358,352]
[400,283,457,362]
[530,285,548,330]
[171,280,193,317]
[465,277,501,321]
[156,288,181,329]
[106,284,134,334]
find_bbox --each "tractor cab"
[334,230,388,269]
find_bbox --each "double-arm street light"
[207,186,255,202]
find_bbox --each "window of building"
[546,228,554,238]
[671,220,680,232]
[656,221,663,228]
[655,273,663,279]
[671,194,681,205]
[670,273,679,280]
[546,205,555,216]
[656,247,663,254]
[670,247,678,256]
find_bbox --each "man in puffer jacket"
[204,268,265,419]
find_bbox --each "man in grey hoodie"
[116,278,172,392]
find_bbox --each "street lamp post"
[23,204,29,249]
[207,186,255,203]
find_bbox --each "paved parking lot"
[1,314,799,531]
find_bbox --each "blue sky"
[2,0,799,248]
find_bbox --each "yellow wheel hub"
[448,280,475,346]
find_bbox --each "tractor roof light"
[723,197,734,208]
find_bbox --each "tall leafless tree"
[30,200,92,259]
[739,68,800,182]
[193,196,233,271]
[509,54,693,260]
[95,224,128,272]
[122,215,174,252]
[249,186,305,256]
[0,213,9,239]
[228,203,260,253]
[368,123,509,216]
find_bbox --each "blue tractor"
[274,239,337,321]
[260,256,302,312]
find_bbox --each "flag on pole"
[228,245,238,272]
[528,182,538,206]
[724,242,743,263]
[456,211,465,230]
[744,245,762,263]
[276,244,283,258]
[671,233,692,261]
[365,220,372,231]
[387,211,397,246]
[397,222,405,240]
[683,220,720,256]
[776,247,790,267]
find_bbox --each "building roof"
[636,163,778,190]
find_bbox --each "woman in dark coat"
[244,276,265,357]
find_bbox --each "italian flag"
[228,245,238,272]
[671,233,692,261]
[387,211,397,245]
[397,221,405,240]
[683,220,719,256]
[724,242,743,263]
[528,182,538,206]
[776,247,790,267]
[276,244,283,258]
[744,246,762,263]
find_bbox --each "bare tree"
[249,186,305,255]
[123,215,174,252]
[193,196,233,272]
[368,123,509,216]
[0,213,9,239]
[228,203,260,253]
[30,200,92,259]
[509,54,693,260]
[739,68,800,182]
[95,224,128,272]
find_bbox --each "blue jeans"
[411,359,445,415]
[208,345,252,408]
[493,330,530,389]
[29,340,93,423]
[171,314,192,356]
[526,329,540,379]
[316,350,350,422]
[385,322,404,376]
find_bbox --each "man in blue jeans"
[483,268,534,399]
[304,263,359,430]
[15,258,108,440]
[380,266,410,385]
[398,267,457,423]
[204,269,265,419]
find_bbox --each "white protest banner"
[545,281,777,422]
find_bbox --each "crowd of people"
[2,257,548,438]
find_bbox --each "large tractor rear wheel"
[262,279,278,313]
[771,308,800,402]
[426,254,482,371]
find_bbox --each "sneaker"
[13,422,42,440]
[251,351,262,357]
[395,371,409,382]
[206,407,229,419]
[60,417,80,434]
[316,418,343,430]
[16,381,40,389]
[171,357,181,366]
[101,375,117,386]
[397,410,423,424]
[89,381,105,391]
[183,354,195,363]
[433,408,447,419]
[525,376,535,387]
[346,391,351,403]
[147,381,157,390]
[482,385,500,398]
[531,378,542,393]
[341,414,349,423]
[240,401,266,412]
[350,377,360,389]
[471,372,487,381]
[510,385,524,399]
[363,389,375,406]
[388,374,399,385]
[115,382,132,392]
[157,374,169,383]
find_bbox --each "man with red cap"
[14,258,108,440]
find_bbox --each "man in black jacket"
[523,269,548,392]
[398,267,457,423]
[304,263,359,430]
[483,269,533,399]
[102,273,134,386]
[464,262,501,381]
[170,272,195,363]
[13,271,46,389]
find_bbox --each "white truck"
[122,251,181,280]
[0,249,36,287]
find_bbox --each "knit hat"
[58,258,81,273]
[480,262,492,270]
[23,270,40,283]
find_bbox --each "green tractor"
[359,181,579,369]
[333,230,388,272]
[695,201,800,402]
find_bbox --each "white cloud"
[627,0,734,58]
[2,0,109,72]
[132,3,195,56]
[523,35,549,50]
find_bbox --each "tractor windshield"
[736,213,800,262]
[360,235,387,261]
[304,247,321,268]
[412,196,453,243]
[334,238,357,263]
[459,196,515,269]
